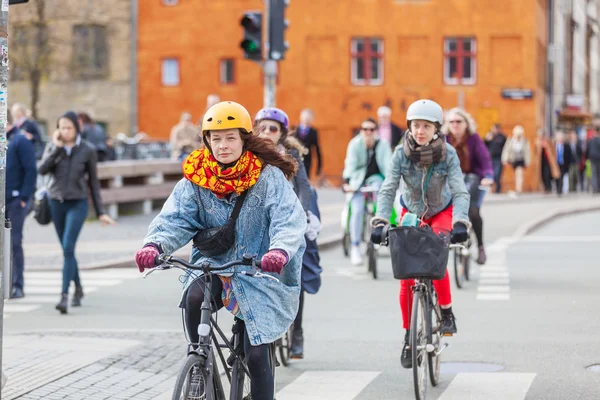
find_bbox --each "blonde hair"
[441,107,477,136]
[513,125,525,137]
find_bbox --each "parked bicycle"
[381,225,464,400]
[144,253,278,400]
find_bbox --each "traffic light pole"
[263,60,277,108]
[0,0,8,392]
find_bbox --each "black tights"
[184,278,274,400]
[468,206,483,248]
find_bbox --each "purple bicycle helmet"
[254,107,290,131]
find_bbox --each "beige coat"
[170,121,200,159]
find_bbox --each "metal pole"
[263,0,276,107]
[547,0,555,137]
[130,0,138,135]
[0,0,9,393]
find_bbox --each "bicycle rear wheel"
[411,291,428,400]
[453,248,466,289]
[172,353,217,400]
[278,324,294,367]
[342,232,350,257]
[428,289,442,386]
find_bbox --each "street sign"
[501,89,534,100]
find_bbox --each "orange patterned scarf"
[183,148,263,197]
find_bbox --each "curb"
[512,203,600,238]
[30,236,344,272]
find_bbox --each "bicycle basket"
[388,226,450,280]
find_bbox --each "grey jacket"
[375,143,470,228]
[38,140,106,217]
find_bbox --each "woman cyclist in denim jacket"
[443,107,493,265]
[135,102,307,400]
[255,107,323,360]
[370,99,470,369]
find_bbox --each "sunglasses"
[361,127,376,132]
[260,125,280,133]
[449,120,465,124]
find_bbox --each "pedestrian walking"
[295,108,322,179]
[535,130,560,193]
[484,123,507,193]
[77,112,110,162]
[553,131,573,196]
[586,127,600,193]
[501,125,531,196]
[10,103,44,159]
[5,117,38,299]
[170,112,200,161]
[377,106,404,149]
[38,111,116,314]
[567,130,583,192]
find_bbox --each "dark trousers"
[184,278,274,400]
[541,159,553,192]
[49,199,88,294]
[591,161,600,193]
[6,198,30,290]
[491,158,503,193]
[293,290,305,333]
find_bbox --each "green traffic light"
[242,40,260,53]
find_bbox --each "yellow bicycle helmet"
[201,101,253,134]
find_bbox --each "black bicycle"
[144,254,278,400]
[382,226,464,400]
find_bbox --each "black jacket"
[296,126,322,175]
[390,123,404,148]
[38,139,105,217]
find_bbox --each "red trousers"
[399,206,453,330]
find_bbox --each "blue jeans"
[492,158,503,193]
[49,199,88,294]
[6,198,31,290]
[350,176,384,246]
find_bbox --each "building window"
[10,24,49,81]
[162,0,179,5]
[351,37,383,86]
[220,59,235,84]
[72,25,109,80]
[444,37,476,85]
[162,58,180,86]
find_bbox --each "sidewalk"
[22,190,600,271]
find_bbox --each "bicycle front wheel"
[172,353,217,400]
[278,324,294,367]
[453,248,466,289]
[411,291,428,400]
[428,290,442,386]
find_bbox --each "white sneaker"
[350,245,363,265]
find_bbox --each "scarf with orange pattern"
[183,148,263,197]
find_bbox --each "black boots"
[56,294,68,314]
[290,329,304,359]
[72,286,84,307]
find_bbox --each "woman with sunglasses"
[370,99,470,369]
[342,117,393,265]
[135,102,307,400]
[255,107,323,360]
[442,108,493,265]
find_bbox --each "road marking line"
[479,266,508,272]
[438,372,536,399]
[519,236,600,242]
[476,293,510,301]
[6,296,64,304]
[4,304,41,313]
[479,271,510,278]
[477,285,510,293]
[24,279,124,287]
[23,286,99,295]
[478,278,510,285]
[276,371,381,400]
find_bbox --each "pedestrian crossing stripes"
[475,237,515,301]
[276,371,381,399]
[4,268,140,318]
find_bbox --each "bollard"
[3,219,11,300]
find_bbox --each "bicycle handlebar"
[154,253,262,271]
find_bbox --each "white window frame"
[220,59,235,84]
[351,38,384,86]
[161,58,180,86]
[443,37,477,85]
[162,0,179,5]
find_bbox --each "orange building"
[138,0,548,190]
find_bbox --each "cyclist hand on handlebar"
[480,177,494,187]
[135,245,160,273]
[260,249,288,274]
[450,222,469,243]
[370,224,386,244]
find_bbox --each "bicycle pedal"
[442,333,454,337]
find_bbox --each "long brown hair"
[243,133,297,180]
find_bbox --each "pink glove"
[261,250,288,274]
[135,245,160,273]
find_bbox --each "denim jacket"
[375,143,470,227]
[343,135,393,191]
[143,165,307,346]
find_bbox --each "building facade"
[8,0,133,137]
[139,0,552,189]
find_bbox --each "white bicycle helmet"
[406,99,444,129]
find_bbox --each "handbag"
[192,190,248,257]
[33,176,52,225]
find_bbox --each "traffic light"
[240,11,263,61]
[268,0,289,60]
